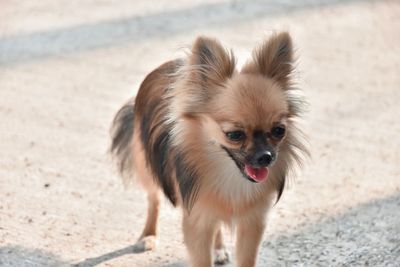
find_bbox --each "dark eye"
[226,131,246,142]
[271,126,286,139]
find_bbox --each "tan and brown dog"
[111,32,307,267]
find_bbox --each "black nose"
[256,151,273,166]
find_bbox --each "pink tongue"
[244,165,269,182]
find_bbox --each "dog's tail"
[110,99,136,185]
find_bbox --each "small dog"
[110,32,307,267]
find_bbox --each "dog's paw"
[132,235,157,253]
[214,248,230,265]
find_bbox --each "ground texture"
[1,0,399,266]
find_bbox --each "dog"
[110,32,307,267]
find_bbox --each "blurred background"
[0,0,399,266]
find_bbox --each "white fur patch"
[214,248,230,265]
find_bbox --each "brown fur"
[110,32,308,266]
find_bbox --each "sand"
[1,0,399,266]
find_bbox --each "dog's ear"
[188,36,236,88]
[242,32,294,88]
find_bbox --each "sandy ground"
[1,0,400,266]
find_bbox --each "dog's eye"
[226,131,246,142]
[271,126,286,139]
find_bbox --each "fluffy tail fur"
[110,99,136,185]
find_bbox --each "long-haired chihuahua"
[111,32,307,267]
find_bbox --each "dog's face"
[206,75,289,183]
[169,32,296,187]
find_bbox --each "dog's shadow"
[73,243,148,267]
[74,243,188,267]
[160,263,186,267]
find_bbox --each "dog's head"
[167,33,308,209]
[185,33,295,182]
[170,33,303,185]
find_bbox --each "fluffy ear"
[188,36,236,88]
[242,32,294,88]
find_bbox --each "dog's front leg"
[182,212,218,267]
[235,216,266,267]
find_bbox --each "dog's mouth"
[244,164,269,183]
[220,145,270,183]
